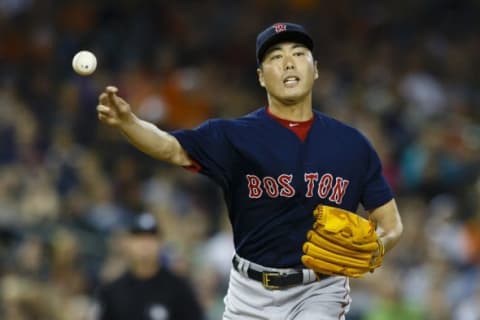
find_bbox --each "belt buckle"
[262,272,281,290]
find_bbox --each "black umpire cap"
[256,22,314,65]
[128,212,160,235]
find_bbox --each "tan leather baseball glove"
[301,205,384,278]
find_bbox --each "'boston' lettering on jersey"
[172,108,393,267]
[246,172,350,205]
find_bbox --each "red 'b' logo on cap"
[273,23,287,33]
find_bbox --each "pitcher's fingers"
[97,104,111,114]
[98,113,108,122]
[115,95,130,113]
[99,92,108,105]
[106,86,118,103]
[106,86,118,94]
[106,86,120,110]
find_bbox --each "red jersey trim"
[266,107,314,141]
[184,158,202,173]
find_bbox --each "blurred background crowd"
[1,0,480,319]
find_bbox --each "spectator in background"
[96,213,203,320]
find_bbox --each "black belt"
[232,257,321,290]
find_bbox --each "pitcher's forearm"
[96,86,191,166]
[369,199,403,254]
[119,115,191,166]
[378,226,402,253]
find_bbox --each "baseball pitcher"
[97,22,403,320]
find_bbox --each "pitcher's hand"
[97,86,134,127]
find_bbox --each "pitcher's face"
[258,42,318,105]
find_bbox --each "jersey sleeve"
[360,140,394,211]
[170,119,235,186]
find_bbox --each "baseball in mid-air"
[72,50,97,76]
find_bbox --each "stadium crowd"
[1,0,480,319]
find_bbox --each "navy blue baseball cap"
[256,22,314,65]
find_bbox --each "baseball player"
[97,22,403,320]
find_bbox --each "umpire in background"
[96,213,204,320]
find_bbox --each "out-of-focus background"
[1,0,480,319]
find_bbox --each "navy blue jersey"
[171,108,393,268]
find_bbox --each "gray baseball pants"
[223,256,351,320]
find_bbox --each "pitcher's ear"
[257,67,265,87]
